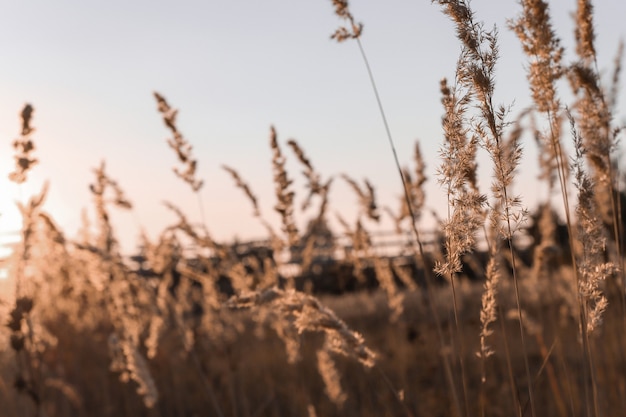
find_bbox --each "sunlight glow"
[0,157,31,280]
[0,225,19,281]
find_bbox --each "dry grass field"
[2,1,626,416]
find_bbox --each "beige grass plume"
[510,0,568,201]
[341,174,380,222]
[222,165,260,217]
[228,287,376,367]
[478,209,502,362]
[154,92,203,192]
[89,161,132,255]
[9,104,38,184]
[386,141,428,233]
[284,138,334,271]
[336,213,370,283]
[435,77,485,278]
[270,126,299,247]
[329,0,362,42]
[286,139,324,211]
[316,347,347,407]
[409,142,428,218]
[574,0,596,61]
[436,2,534,415]
[509,0,564,115]
[568,1,621,232]
[219,163,283,259]
[570,115,614,334]
[299,178,333,272]
[163,201,221,254]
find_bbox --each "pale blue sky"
[0,0,624,254]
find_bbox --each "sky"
[0,0,625,255]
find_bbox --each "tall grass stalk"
[570,0,625,327]
[436,75,485,417]
[569,111,618,417]
[509,1,601,414]
[434,1,535,415]
[330,1,465,414]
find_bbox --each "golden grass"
[1,1,625,416]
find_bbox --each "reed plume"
[435,2,534,415]
[89,161,132,255]
[270,126,299,247]
[407,142,428,220]
[509,0,569,232]
[341,174,380,222]
[387,142,428,233]
[163,201,221,254]
[436,73,486,417]
[336,213,370,283]
[329,0,362,42]
[574,0,596,62]
[229,287,376,367]
[9,104,37,184]
[568,1,621,238]
[372,256,404,322]
[608,41,623,112]
[436,77,485,278]
[222,165,260,217]
[287,139,325,211]
[7,294,38,406]
[220,163,284,259]
[477,211,501,362]
[529,203,559,286]
[299,179,333,273]
[316,347,347,407]
[509,0,564,116]
[570,116,614,334]
[154,91,203,192]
